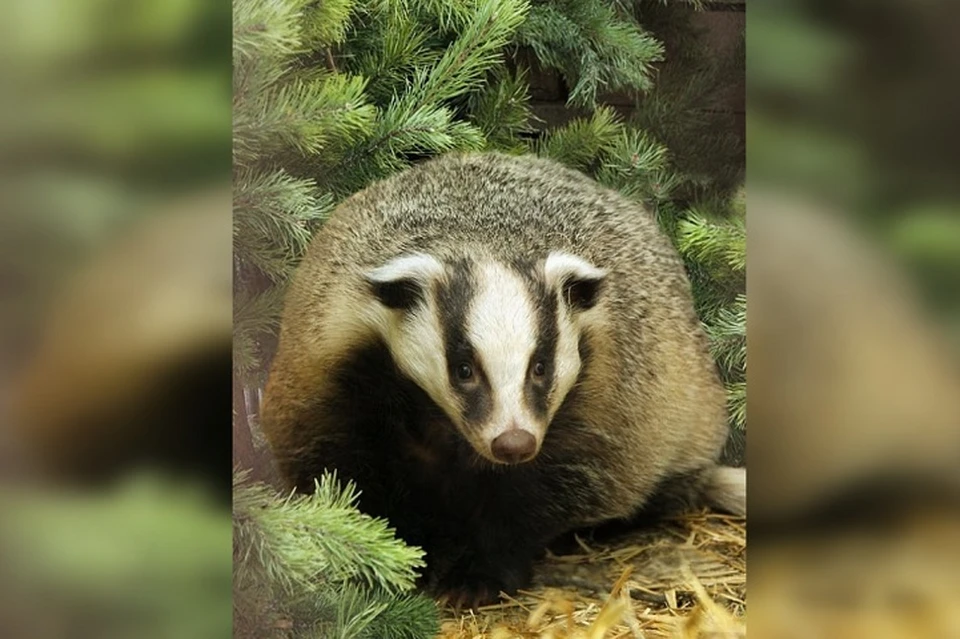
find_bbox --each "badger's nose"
[491,429,537,464]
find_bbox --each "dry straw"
[437,511,746,638]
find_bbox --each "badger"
[260,152,744,604]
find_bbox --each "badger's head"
[363,252,606,465]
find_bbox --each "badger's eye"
[456,362,474,381]
[532,361,546,377]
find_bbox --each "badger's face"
[364,252,605,465]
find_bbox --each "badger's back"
[263,152,728,522]
[317,152,677,267]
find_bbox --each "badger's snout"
[490,428,537,464]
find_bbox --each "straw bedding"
[437,511,746,638]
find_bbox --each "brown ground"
[437,511,746,638]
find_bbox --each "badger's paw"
[436,579,502,612]
[432,559,533,611]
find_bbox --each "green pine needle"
[301,0,358,48]
[293,583,439,639]
[356,590,440,639]
[401,0,530,110]
[233,0,309,65]
[677,208,746,274]
[595,128,678,202]
[235,72,376,164]
[415,0,476,32]
[536,106,622,170]
[468,67,536,152]
[517,0,664,108]
[727,381,746,432]
[233,286,290,374]
[233,168,332,281]
[233,471,426,597]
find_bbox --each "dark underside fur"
[281,340,621,601]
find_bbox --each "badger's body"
[261,153,740,601]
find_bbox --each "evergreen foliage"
[233,469,439,639]
[233,0,744,631]
[516,0,664,108]
[629,0,745,196]
[678,190,747,445]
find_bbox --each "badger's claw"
[436,579,503,612]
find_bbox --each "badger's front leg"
[422,514,550,609]
[419,466,596,608]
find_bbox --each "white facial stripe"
[367,298,462,419]
[551,297,582,418]
[466,262,539,438]
[364,255,463,419]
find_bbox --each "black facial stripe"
[460,376,492,424]
[525,273,559,419]
[435,259,492,426]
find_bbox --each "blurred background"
[748,0,960,636]
[0,0,957,637]
[0,0,232,637]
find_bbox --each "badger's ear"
[544,252,607,311]
[365,253,444,311]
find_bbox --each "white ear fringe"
[366,252,444,284]
[543,251,606,288]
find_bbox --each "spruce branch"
[415,0,477,32]
[234,72,376,165]
[536,106,622,170]
[292,583,439,639]
[705,293,746,377]
[594,127,682,204]
[350,11,437,104]
[233,168,332,281]
[300,0,358,48]
[727,381,746,432]
[233,286,289,374]
[517,0,664,108]
[676,206,745,274]
[468,67,536,152]
[331,584,390,639]
[332,0,527,192]
[233,471,426,597]
[599,128,670,180]
[233,0,311,66]
[355,590,440,639]
[233,470,438,639]
[404,0,530,109]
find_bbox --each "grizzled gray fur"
[260,152,743,604]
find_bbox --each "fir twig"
[233,471,426,596]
